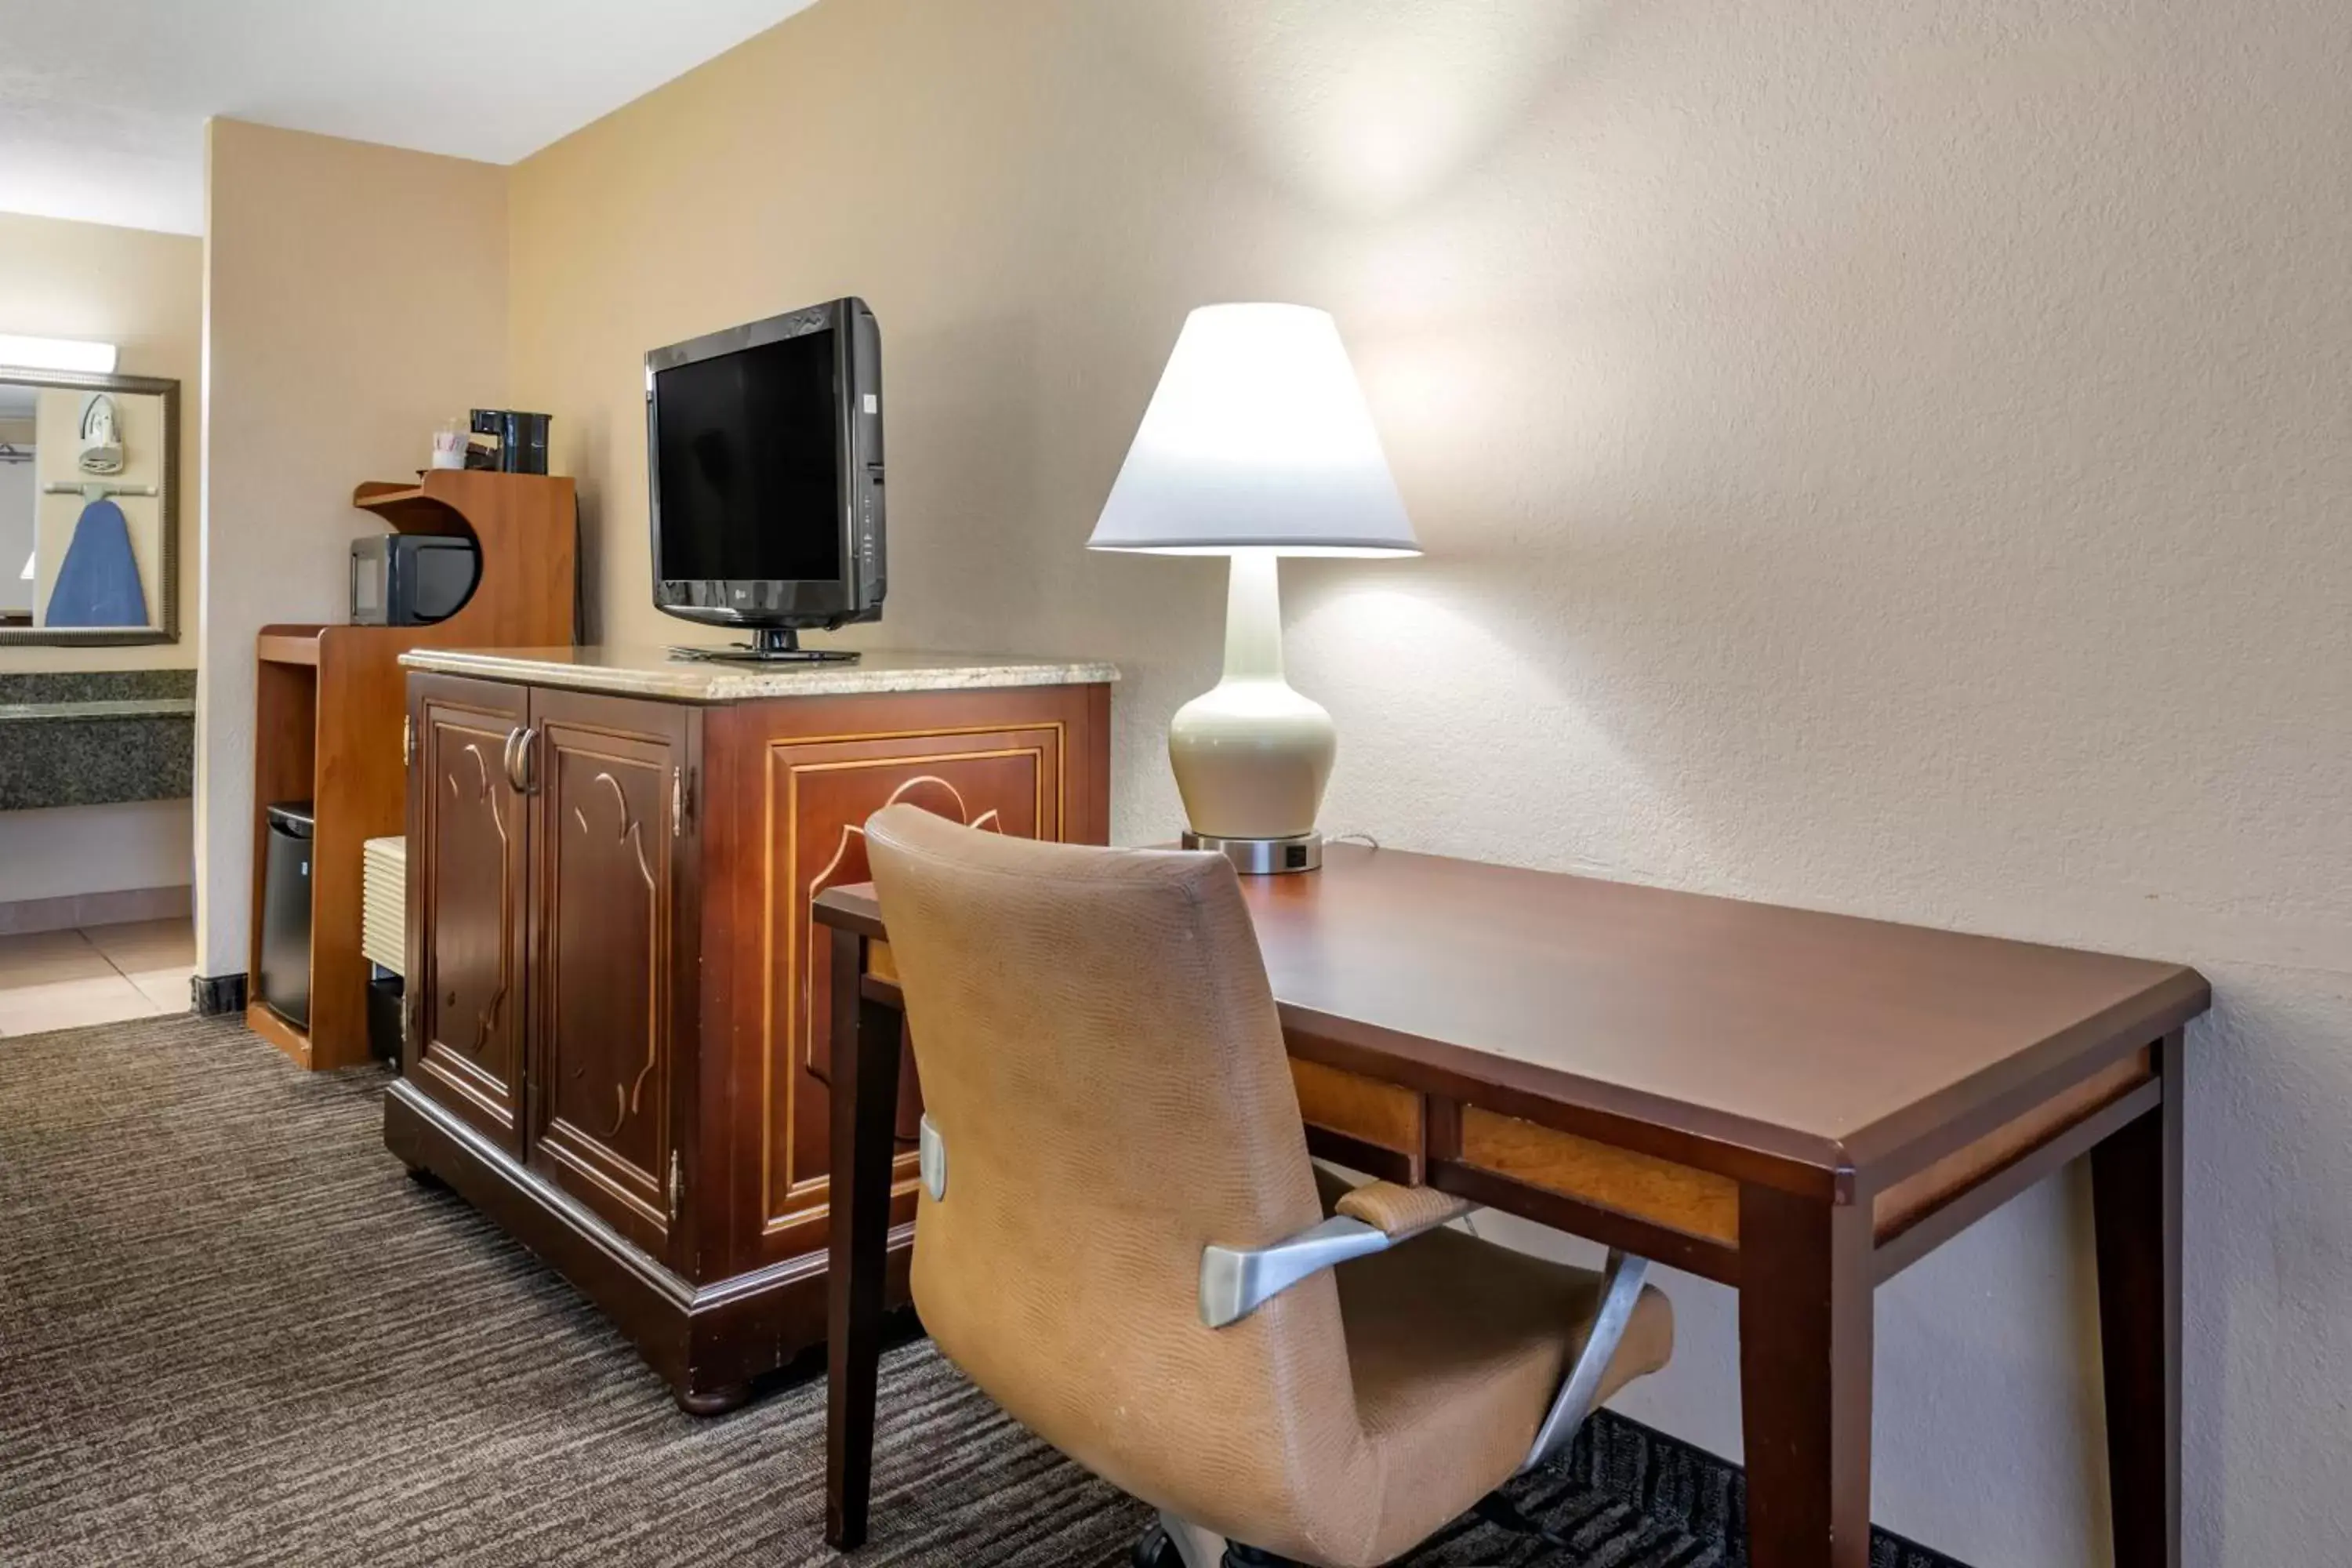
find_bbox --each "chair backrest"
[863,805,1384,1560]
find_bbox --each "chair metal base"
[1220,1544,1291,1567]
[1134,1513,1232,1568]
[1143,1504,1556,1568]
[1142,1250,1651,1568]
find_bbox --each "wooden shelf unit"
[249,470,576,1070]
[255,631,322,666]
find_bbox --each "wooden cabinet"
[525,689,695,1265]
[385,662,1111,1412]
[408,677,532,1156]
[751,719,1069,1260]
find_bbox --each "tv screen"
[652,328,843,584]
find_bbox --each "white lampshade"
[1088,304,1418,557]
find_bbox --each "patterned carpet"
[0,1013,1962,1567]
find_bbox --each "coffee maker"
[465,408,551,474]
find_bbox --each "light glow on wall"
[1122,0,1596,215]
[1283,570,1661,874]
[0,334,118,375]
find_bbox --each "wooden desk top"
[813,843,2208,1192]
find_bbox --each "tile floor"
[0,918,194,1036]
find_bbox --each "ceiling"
[0,0,819,236]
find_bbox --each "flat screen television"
[645,297,884,662]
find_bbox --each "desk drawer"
[1292,1058,1422,1160]
[1457,1107,1740,1245]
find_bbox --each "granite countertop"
[0,697,197,725]
[398,645,1120,702]
[0,669,194,704]
[0,670,195,811]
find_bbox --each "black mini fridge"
[258,801,315,1029]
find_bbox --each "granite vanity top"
[399,645,1120,702]
[0,696,196,724]
[0,670,195,811]
[0,670,193,704]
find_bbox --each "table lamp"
[1089,303,1419,873]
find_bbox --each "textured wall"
[0,799,191,903]
[197,121,507,977]
[506,2,2352,1563]
[0,210,201,669]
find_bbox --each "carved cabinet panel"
[525,690,694,1264]
[758,725,1065,1252]
[407,675,532,1156]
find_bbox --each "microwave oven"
[350,535,480,626]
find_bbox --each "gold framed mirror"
[0,368,180,646]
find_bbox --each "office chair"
[863,805,1673,1568]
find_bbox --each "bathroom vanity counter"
[0,670,194,812]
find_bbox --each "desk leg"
[826,927,903,1552]
[1738,1184,1874,1568]
[2092,1031,2183,1568]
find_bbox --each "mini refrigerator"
[258,801,315,1029]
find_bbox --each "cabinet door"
[408,674,532,1156]
[524,688,695,1264]
[758,724,1065,1255]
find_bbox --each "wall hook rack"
[42,480,159,501]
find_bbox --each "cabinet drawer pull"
[510,726,540,795]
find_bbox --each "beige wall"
[509,2,2351,1563]
[0,210,200,666]
[198,120,507,976]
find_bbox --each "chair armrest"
[1334,1180,1473,1240]
[1520,1250,1651,1472]
[1198,1184,1474,1329]
[1200,1215,1390,1329]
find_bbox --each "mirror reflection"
[0,375,176,638]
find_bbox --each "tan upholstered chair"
[863,805,1673,1568]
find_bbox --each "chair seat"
[1326,1192,1674,1563]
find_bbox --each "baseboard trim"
[0,884,192,937]
[1568,1410,1969,1567]
[192,971,249,1017]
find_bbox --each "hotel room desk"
[815,844,2209,1568]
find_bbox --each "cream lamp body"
[1169,549,1334,839]
[1090,304,1416,865]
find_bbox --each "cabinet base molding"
[386,1080,913,1409]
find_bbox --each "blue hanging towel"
[45,497,150,627]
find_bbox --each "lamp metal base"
[1182,829,1323,875]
